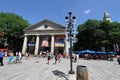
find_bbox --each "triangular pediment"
[24,19,66,31]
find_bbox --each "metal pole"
[69,36,74,74]
[65,12,76,74]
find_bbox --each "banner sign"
[55,35,65,47]
[28,36,36,46]
[41,36,49,47]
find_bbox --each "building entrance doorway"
[55,47,64,55]
[27,46,35,54]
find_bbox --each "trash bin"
[76,65,88,80]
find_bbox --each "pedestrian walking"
[54,55,58,64]
[18,51,22,63]
[25,52,30,60]
[63,52,66,58]
[14,52,19,63]
[0,50,4,66]
[57,53,61,63]
[8,52,14,64]
[118,59,120,65]
[39,51,42,58]
[74,54,77,62]
[72,54,74,62]
[47,52,51,64]
[116,55,120,65]
[4,51,8,57]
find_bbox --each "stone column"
[65,33,69,55]
[51,35,54,54]
[22,35,28,54]
[34,35,39,56]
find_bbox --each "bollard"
[76,65,88,80]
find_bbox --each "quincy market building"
[22,19,69,55]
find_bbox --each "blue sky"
[0,0,120,29]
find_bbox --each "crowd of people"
[46,52,78,65]
[78,53,116,60]
[40,51,63,65]
[77,53,120,64]
[0,49,120,66]
[0,50,30,66]
[0,49,66,66]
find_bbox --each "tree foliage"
[74,19,120,51]
[0,12,30,51]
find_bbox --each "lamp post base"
[69,70,75,74]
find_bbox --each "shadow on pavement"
[52,70,68,80]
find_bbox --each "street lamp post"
[65,12,76,74]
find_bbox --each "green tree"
[0,12,30,51]
[74,19,120,51]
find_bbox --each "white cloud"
[84,9,91,14]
